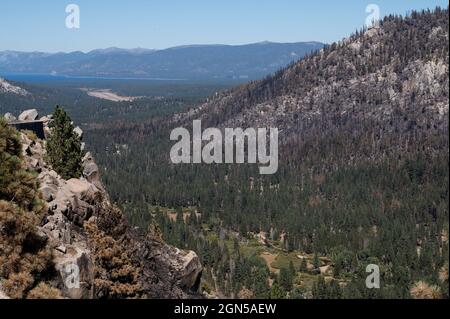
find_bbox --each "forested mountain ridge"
[184,8,448,144]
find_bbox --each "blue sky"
[0,0,448,52]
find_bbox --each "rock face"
[0,285,9,299]
[3,113,16,122]
[16,112,203,299]
[0,78,29,96]
[82,152,102,189]
[128,234,203,298]
[18,109,39,121]
[74,126,83,139]
[20,133,45,170]
[179,251,203,290]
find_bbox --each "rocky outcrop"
[0,285,9,299]
[82,152,102,189]
[0,78,29,96]
[128,233,203,298]
[73,126,83,139]
[18,128,96,299]
[20,133,46,171]
[14,111,203,299]
[18,109,39,121]
[3,113,16,122]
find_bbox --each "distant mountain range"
[0,42,324,81]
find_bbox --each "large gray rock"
[83,162,100,184]
[18,109,39,121]
[39,170,61,202]
[39,116,50,124]
[132,234,203,298]
[4,112,16,122]
[19,135,45,171]
[0,286,9,299]
[46,178,100,227]
[83,153,101,186]
[53,244,94,299]
[74,126,83,139]
[65,179,99,201]
[177,251,203,291]
[40,184,59,202]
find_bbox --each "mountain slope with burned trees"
[84,8,449,299]
[187,8,448,160]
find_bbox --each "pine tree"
[299,258,308,272]
[329,280,343,299]
[0,118,39,207]
[290,287,306,299]
[46,106,83,179]
[289,260,296,277]
[270,283,286,299]
[0,119,53,298]
[313,253,321,270]
[279,266,294,291]
[312,276,328,299]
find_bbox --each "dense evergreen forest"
[84,119,448,299]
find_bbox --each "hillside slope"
[0,78,29,96]
[187,8,448,146]
[154,8,448,298]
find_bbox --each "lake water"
[0,72,186,84]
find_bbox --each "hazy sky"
[0,0,448,52]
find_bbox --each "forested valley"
[1,7,448,300]
[81,8,449,299]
